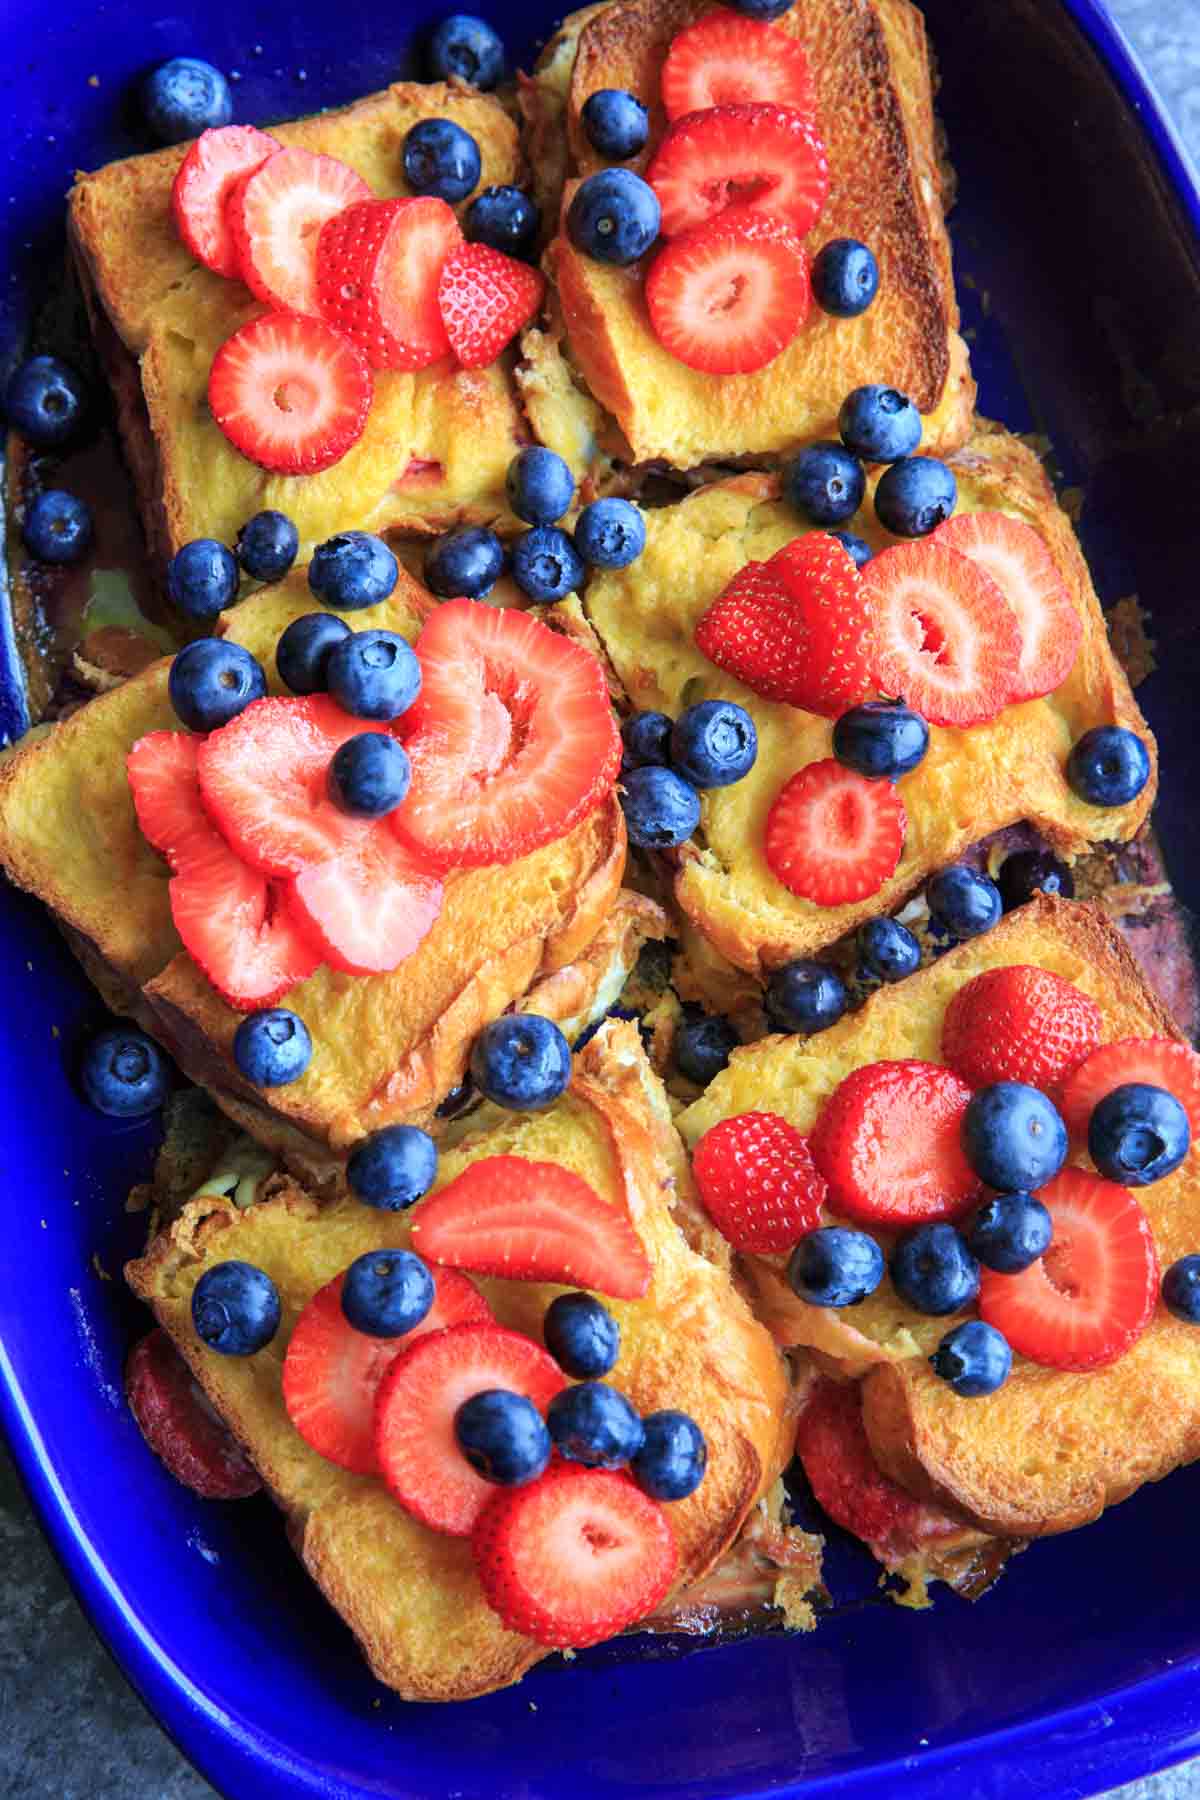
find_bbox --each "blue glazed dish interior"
[1,3,1200,1798]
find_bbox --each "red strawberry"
[978,1166,1159,1371]
[208,312,373,476]
[283,1267,491,1475]
[645,209,809,376]
[126,1329,261,1500]
[691,1111,827,1252]
[411,1155,652,1300]
[289,829,444,976]
[862,540,1022,728]
[935,512,1082,703]
[373,1322,567,1534]
[128,728,218,870]
[393,600,621,870]
[647,103,829,239]
[661,9,818,122]
[472,1463,678,1646]
[941,965,1103,1094]
[170,125,280,280]
[316,196,459,370]
[438,242,546,370]
[810,1060,981,1226]
[1058,1037,1200,1143]
[764,759,905,905]
[229,145,371,316]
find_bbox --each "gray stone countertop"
[3,3,1200,1797]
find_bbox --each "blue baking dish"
[2,2,1199,1796]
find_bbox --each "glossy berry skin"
[470,1014,572,1111]
[275,612,352,695]
[929,1319,1012,1397]
[506,446,574,525]
[966,1191,1053,1273]
[236,510,299,582]
[997,848,1075,910]
[308,531,398,610]
[346,1124,438,1211]
[455,1390,552,1485]
[856,916,921,983]
[465,184,539,258]
[567,168,661,265]
[581,89,650,161]
[1088,1082,1190,1186]
[962,1082,1069,1193]
[632,1410,707,1500]
[510,526,585,601]
[340,1249,435,1339]
[80,1027,169,1119]
[143,57,233,144]
[670,700,757,788]
[427,13,505,88]
[402,117,482,203]
[620,765,701,848]
[676,1012,738,1086]
[926,864,1002,939]
[22,490,93,564]
[890,1223,981,1316]
[832,701,929,780]
[1163,1255,1200,1324]
[544,1293,620,1379]
[874,456,958,537]
[830,530,873,569]
[424,525,505,599]
[621,710,673,769]
[326,629,422,721]
[232,1008,313,1088]
[838,385,921,464]
[546,1381,645,1469]
[6,354,88,447]
[811,238,879,317]
[788,1227,885,1308]
[168,638,266,732]
[783,442,866,527]
[765,959,847,1034]
[192,1260,281,1356]
[1066,725,1152,807]
[575,498,646,569]
[166,538,238,618]
[328,732,411,817]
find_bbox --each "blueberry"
[544,1293,620,1379]
[783,442,866,527]
[309,531,398,610]
[328,732,412,817]
[965,1190,1053,1273]
[676,1011,738,1086]
[830,530,873,569]
[142,57,233,145]
[574,497,646,569]
[546,1381,645,1469]
[926,864,1002,939]
[788,1226,885,1307]
[22,490,93,564]
[427,13,505,89]
[191,1260,280,1356]
[510,525,584,601]
[856,916,921,983]
[168,638,266,732]
[436,1077,478,1119]
[670,700,757,788]
[581,88,650,161]
[326,628,422,721]
[631,1410,707,1500]
[567,168,661,265]
[455,1390,551,1485]
[620,764,701,848]
[347,1124,438,1211]
[1163,1255,1200,1324]
[80,1027,169,1119]
[340,1249,434,1338]
[275,611,353,695]
[929,1319,1012,1397]
[506,446,575,525]
[403,117,481,204]
[465,184,538,258]
[1066,725,1152,808]
[811,238,879,317]
[470,1013,572,1111]
[874,455,958,537]
[1087,1082,1190,1186]
[621,710,673,769]
[233,1009,313,1088]
[166,538,238,619]
[962,1082,1068,1192]
[236,510,299,583]
[839,385,922,464]
[890,1223,980,1316]
[832,700,929,780]
[5,354,88,448]
[765,959,847,1034]
[997,848,1075,911]
[424,524,504,599]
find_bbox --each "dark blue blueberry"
[166,538,238,618]
[436,1078,478,1120]
[403,117,481,203]
[191,1260,280,1357]
[783,442,866,527]
[765,959,847,1034]
[506,446,575,525]
[275,611,352,695]
[232,1009,313,1088]
[22,490,93,564]
[830,530,873,569]
[424,524,504,599]
[620,765,700,848]
[856,916,921,983]
[510,525,584,601]
[621,710,673,769]
[544,1293,620,1379]
[5,354,88,448]
[581,88,650,161]
[926,864,1002,939]
[574,497,646,569]
[965,1190,1053,1274]
[1066,725,1152,808]
[1088,1082,1190,1187]
[788,1227,885,1307]
[890,1223,980,1317]
[236,510,299,583]
[838,385,922,464]
[455,1390,551,1485]
[546,1380,645,1469]
[962,1082,1068,1192]
[340,1249,434,1338]
[1163,1255,1200,1324]
[567,168,661,265]
[309,531,398,610]
[427,13,505,88]
[631,1410,707,1500]
[168,638,266,732]
[142,57,233,144]
[874,455,958,537]
[347,1124,438,1211]
[670,700,757,788]
[811,238,879,317]
[328,732,411,817]
[997,848,1075,911]
[465,184,538,258]
[832,700,929,780]
[326,628,422,721]
[470,1013,572,1111]
[676,1011,738,1086]
[929,1320,1012,1397]
[80,1027,169,1119]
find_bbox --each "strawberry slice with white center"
[289,829,444,975]
[128,728,217,870]
[1058,1037,1200,1143]
[208,311,373,476]
[316,196,460,370]
[979,1166,1159,1371]
[647,103,829,239]
[373,1322,567,1534]
[170,125,281,280]
[393,600,621,870]
[862,539,1022,728]
[645,209,810,375]
[661,10,818,122]
[438,241,546,371]
[764,758,906,906]
[283,1267,491,1475]
[230,145,371,315]
[935,512,1083,703]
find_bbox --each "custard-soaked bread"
[678,897,1200,1539]
[126,1022,806,1701]
[583,425,1156,976]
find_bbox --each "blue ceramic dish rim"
[3,1,1200,1796]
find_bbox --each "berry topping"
[1059,1037,1200,1144]
[833,701,929,780]
[925,863,1002,939]
[811,238,879,317]
[427,14,505,89]
[510,524,585,600]
[620,765,701,849]
[316,197,459,370]
[764,958,847,1034]
[424,524,505,599]
[941,965,1103,1094]
[1163,1255,1200,1324]
[831,530,873,570]
[856,915,921,983]
[543,1294,620,1380]
[546,1381,645,1469]
[692,1111,827,1253]
[327,629,422,722]
[631,1411,707,1501]
[929,1319,1012,1397]
[230,146,371,315]
[403,117,482,204]
[340,1249,434,1338]
[289,829,444,975]
[166,538,239,621]
[347,1124,438,1212]
[192,1259,281,1357]
[997,847,1075,910]
[787,1226,884,1307]
[233,1008,313,1087]
[276,612,353,696]
[646,209,810,375]
[961,1082,1068,1193]
[810,1060,980,1225]
[567,169,662,266]
[581,88,650,161]
[23,490,92,564]
[647,103,828,239]
[670,699,757,788]
[863,540,1021,727]
[935,512,1082,703]
[506,447,575,525]
[469,1014,572,1112]
[209,312,372,476]
[5,354,88,449]
[455,1390,552,1486]
[143,56,232,144]
[965,1190,1054,1274]
[171,125,281,279]
[465,184,539,259]
[1088,1083,1190,1186]
[661,9,816,120]
[309,530,399,610]
[1067,725,1152,808]
[838,385,922,465]
[80,1027,169,1119]
[575,497,646,569]
[764,759,906,906]
[795,1379,951,1557]
[236,509,299,583]
[126,1329,262,1499]
[328,733,411,818]
[675,1010,738,1085]
[874,456,958,538]
[783,443,866,528]
[889,1222,980,1316]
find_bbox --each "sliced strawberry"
[393,600,621,869]
[810,1060,981,1226]
[438,241,546,371]
[978,1166,1159,1371]
[208,312,373,477]
[941,965,1103,1094]
[316,196,460,370]
[645,209,809,375]
[661,9,818,122]
[647,103,829,239]
[692,1111,827,1252]
[128,730,212,869]
[411,1155,652,1299]
[289,830,444,976]
[1058,1037,1200,1143]
[935,512,1082,704]
[373,1322,567,1534]
[764,759,905,905]
[472,1463,678,1646]
[229,145,372,316]
[862,541,1022,728]
[283,1267,491,1475]
[126,1328,261,1499]
[170,125,281,280]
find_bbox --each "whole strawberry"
[941,964,1103,1094]
[691,1110,827,1252]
